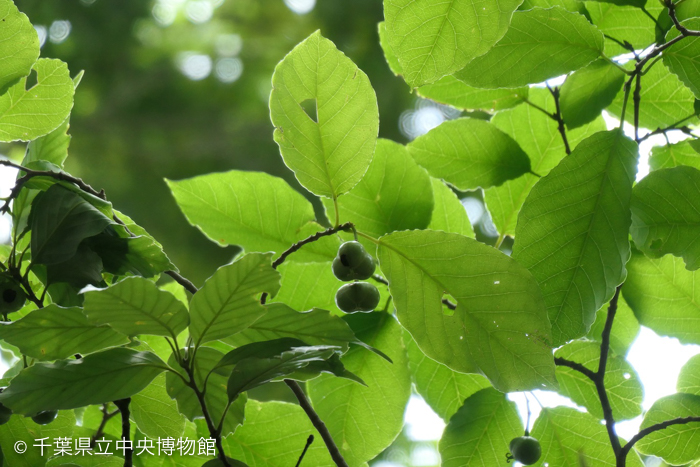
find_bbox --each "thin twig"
[295,435,314,467]
[637,114,699,143]
[285,380,349,467]
[91,404,119,446]
[260,222,354,304]
[546,84,571,155]
[554,357,597,380]
[633,73,642,141]
[620,416,700,461]
[667,0,700,36]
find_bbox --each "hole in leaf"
[3,289,17,303]
[299,98,317,123]
[649,239,663,250]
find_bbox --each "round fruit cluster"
[0,273,26,317]
[332,241,380,313]
[508,435,541,465]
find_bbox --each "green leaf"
[224,400,335,466]
[608,62,697,129]
[664,19,700,99]
[636,393,700,465]
[678,354,700,396]
[190,252,280,347]
[586,1,663,56]
[649,140,700,171]
[404,333,490,421]
[484,88,607,237]
[586,0,644,7]
[84,229,176,278]
[29,184,113,265]
[0,410,75,467]
[131,373,187,440]
[166,347,246,437]
[455,7,604,88]
[406,117,531,190]
[272,262,343,316]
[560,59,626,129]
[0,305,128,361]
[269,30,378,198]
[214,338,308,372]
[418,75,528,112]
[167,170,337,262]
[555,341,643,420]
[83,276,190,338]
[531,407,644,466]
[631,166,700,270]
[227,344,339,401]
[438,388,522,467]
[587,295,640,356]
[427,178,474,238]
[323,138,433,238]
[0,348,166,415]
[23,116,71,168]
[225,303,358,353]
[383,0,521,88]
[624,250,700,345]
[307,312,411,466]
[377,229,556,392]
[0,0,40,93]
[377,21,402,77]
[513,130,638,345]
[0,59,75,142]
[520,0,590,14]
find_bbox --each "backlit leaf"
[0,0,40,93]
[307,312,411,466]
[378,229,556,392]
[513,130,638,345]
[0,59,75,142]
[383,0,521,87]
[0,305,128,361]
[455,7,604,88]
[630,165,700,270]
[0,348,166,415]
[407,117,531,190]
[269,31,378,198]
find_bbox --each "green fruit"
[335,282,380,313]
[0,275,26,315]
[0,402,11,425]
[31,410,58,425]
[509,436,541,465]
[332,241,375,281]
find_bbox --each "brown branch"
[285,379,349,467]
[546,84,571,155]
[666,0,700,36]
[91,404,119,446]
[295,435,314,467]
[598,287,623,457]
[620,416,700,462]
[554,357,596,380]
[113,398,133,467]
[260,222,354,304]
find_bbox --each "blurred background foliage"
[9,0,419,285]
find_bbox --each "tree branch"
[598,287,622,457]
[295,435,314,467]
[285,379,349,467]
[667,0,700,36]
[260,222,354,304]
[546,84,571,155]
[113,398,133,467]
[554,357,596,380]
[620,416,700,461]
